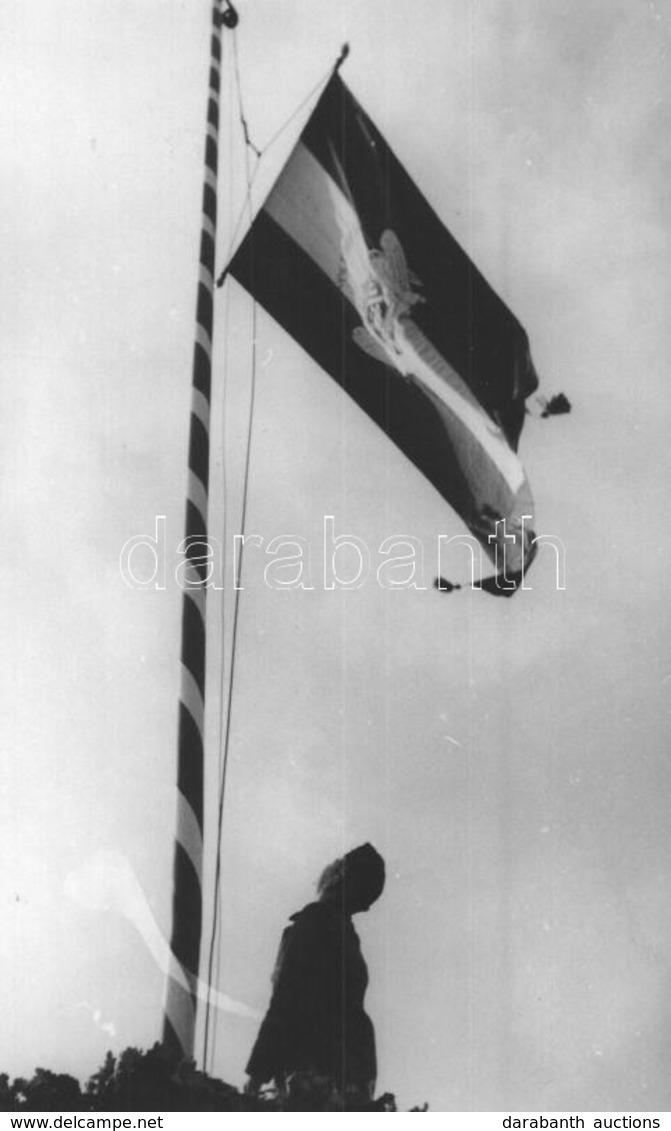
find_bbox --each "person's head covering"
[317,843,385,913]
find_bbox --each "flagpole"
[162,0,236,1063]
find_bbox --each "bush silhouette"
[0,1046,426,1111]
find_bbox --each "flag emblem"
[230,74,540,593]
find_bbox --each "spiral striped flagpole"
[163,0,237,1062]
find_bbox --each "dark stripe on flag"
[231,212,477,523]
[300,75,536,449]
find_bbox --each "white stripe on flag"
[264,141,525,495]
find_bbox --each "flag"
[229,74,539,593]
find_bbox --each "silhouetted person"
[245,843,385,1107]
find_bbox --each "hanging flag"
[229,73,539,593]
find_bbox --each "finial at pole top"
[220,0,239,29]
[335,42,350,71]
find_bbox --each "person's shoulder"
[290,900,328,925]
[288,901,339,940]
[284,901,341,960]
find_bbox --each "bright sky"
[3,0,671,1113]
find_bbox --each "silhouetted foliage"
[0,1045,426,1111]
[0,1068,86,1112]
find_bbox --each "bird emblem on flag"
[351,230,425,366]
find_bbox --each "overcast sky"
[3,0,671,1113]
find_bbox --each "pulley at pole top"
[219,0,239,29]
